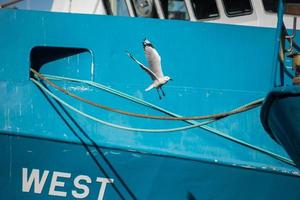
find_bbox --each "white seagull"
[127,39,172,99]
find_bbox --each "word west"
[22,168,114,200]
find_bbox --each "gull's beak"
[170,78,173,81]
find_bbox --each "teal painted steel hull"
[0,9,300,199]
[1,133,300,200]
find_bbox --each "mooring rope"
[30,70,295,166]
[30,68,263,121]
[31,78,217,132]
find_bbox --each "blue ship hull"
[1,9,300,199]
[1,133,300,200]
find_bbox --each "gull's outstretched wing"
[144,46,164,78]
[126,51,159,80]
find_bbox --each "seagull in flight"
[127,39,172,99]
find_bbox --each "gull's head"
[143,38,154,49]
[163,76,172,83]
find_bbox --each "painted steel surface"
[0,9,300,199]
[1,134,300,200]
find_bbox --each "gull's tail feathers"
[145,84,154,91]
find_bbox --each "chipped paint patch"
[68,86,92,92]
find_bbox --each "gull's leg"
[156,88,162,100]
[160,87,166,96]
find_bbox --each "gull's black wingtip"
[142,38,148,48]
[142,38,154,49]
